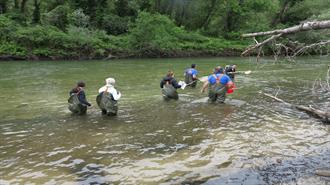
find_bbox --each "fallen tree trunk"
[242,20,330,38]
[241,20,330,56]
[261,92,329,123]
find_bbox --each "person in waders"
[160,71,182,100]
[68,81,91,115]
[97,78,121,116]
[201,66,233,103]
[184,64,199,88]
[225,64,237,81]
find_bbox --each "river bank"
[0,48,244,61]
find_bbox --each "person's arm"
[98,86,106,94]
[171,79,182,89]
[192,70,199,80]
[69,88,76,95]
[201,81,209,93]
[110,88,121,100]
[160,80,164,88]
[78,91,91,106]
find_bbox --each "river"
[0,57,329,184]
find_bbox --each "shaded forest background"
[0,0,329,60]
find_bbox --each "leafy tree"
[129,11,180,49]
[20,0,29,13]
[101,14,129,35]
[68,9,90,28]
[42,5,70,30]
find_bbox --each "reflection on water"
[0,57,329,184]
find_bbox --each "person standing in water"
[201,66,233,103]
[225,64,237,81]
[68,81,91,115]
[184,64,199,88]
[160,71,182,100]
[97,78,121,116]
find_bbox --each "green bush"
[0,15,17,39]
[0,41,27,56]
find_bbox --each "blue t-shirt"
[208,74,231,85]
[185,68,198,76]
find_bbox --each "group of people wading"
[161,64,236,103]
[68,77,121,115]
[68,64,236,115]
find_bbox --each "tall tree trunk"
[200,0,217,30]
[0,0,8,14]
[154,0,161,12]
[14,0,19,9]
[272,0,290,26]
[32,0,40,24]
[20,0,28,13]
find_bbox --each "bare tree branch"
[292,40,330,57]
[242,33,283,56]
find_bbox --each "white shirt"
[98,85,121,100]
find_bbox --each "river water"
[0,57,329,185]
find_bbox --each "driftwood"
[315,169,330,177]
[261,92,329,123]
[241,20,330,56]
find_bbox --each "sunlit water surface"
[0,57,329,184]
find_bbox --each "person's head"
[214,66,223,74]
[105,78,115,86]
[191,64,196,68]
[231,64,237,69]
[77,81,86,88]
[167,70,174,77]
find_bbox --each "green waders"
[96,92,118,116]
[68,94,87,115]
[208,83,227,103]
[162,84,179,100]
[185,74,197,88]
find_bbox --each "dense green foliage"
[0,0,329,59]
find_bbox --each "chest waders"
[96,89,118,116]
[68,91,87,115]
[185,73,197,88]
[208,74,227,103]
[162,82,178,100]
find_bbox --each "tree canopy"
[0,0,329,59]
